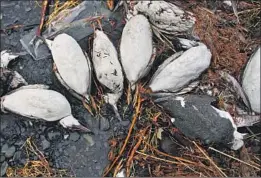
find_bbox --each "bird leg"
[82,99,94,116]
[90,95,98,115]
[126,83,132,105]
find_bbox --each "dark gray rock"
[69,132,80,142]
[5,146,16,158]
[120,120,130,127]
[1,144,8,154]
[25,7,31,12]
[0,161,8,176]
[47,130,62,141]
[42,138,50,150]
[12,151,21,162]
[0,156,5,163]
[99,117,110,131]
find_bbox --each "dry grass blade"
[143,141,197,165]
[135,151,181,165]
[209,147,261,170]
[126,127,148,177]
[193,141,228,177]
[6,137,69,177]
[45,0,80,27]
[103,92,142,176]
[37,0,49,36]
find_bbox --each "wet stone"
[25,7,31,12]
[100,117,110,131]
[69,132,80,142]
[14,4,20,9]
[0,155,5,163]
[0,161,8,177]
[12,151,21,162]
[120,120,130,127]
[1,144,8,154]
[42,138,50,150]
[14,140,24,147]
[47,130,62,141]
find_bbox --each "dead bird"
[148,44,211,93]
[43,33,92,103]
[1,84,92,132]
[153,94,247,150]
[0,50,28,96]
[112,1,196,47]
[120,14,156,90]
[92,29,124,121]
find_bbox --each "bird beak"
[71,124,94,134]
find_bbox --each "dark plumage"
[154,94,245,150]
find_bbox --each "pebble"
[14,140,24,147]
[69,132,80,142]
[42,138,50,150]
[12,151,21,162]
[25,7,31,12]
[14,4,20,9]
[120,120,130,127]
[0,161,8,177]
[47,130,62,141]
[6,146,16,158]
[0,155,5,163]
[1,144,8,154]
[100,117,110,131]
[83,134,95,147]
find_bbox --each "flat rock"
[99,117,110,131]
[0,156,5,163]
[1,144,16,158]
[41,138,51,150]
[0,161,8,176]
[242,46,260,113]
[5,146,16,158]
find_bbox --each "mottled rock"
[242,46,260,113]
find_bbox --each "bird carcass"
[44,33,92,102]
[120,14,156,90]
[92,29,124,121]
[148,44,211,93]
[154,94,246,150]
[1,84,91,132]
